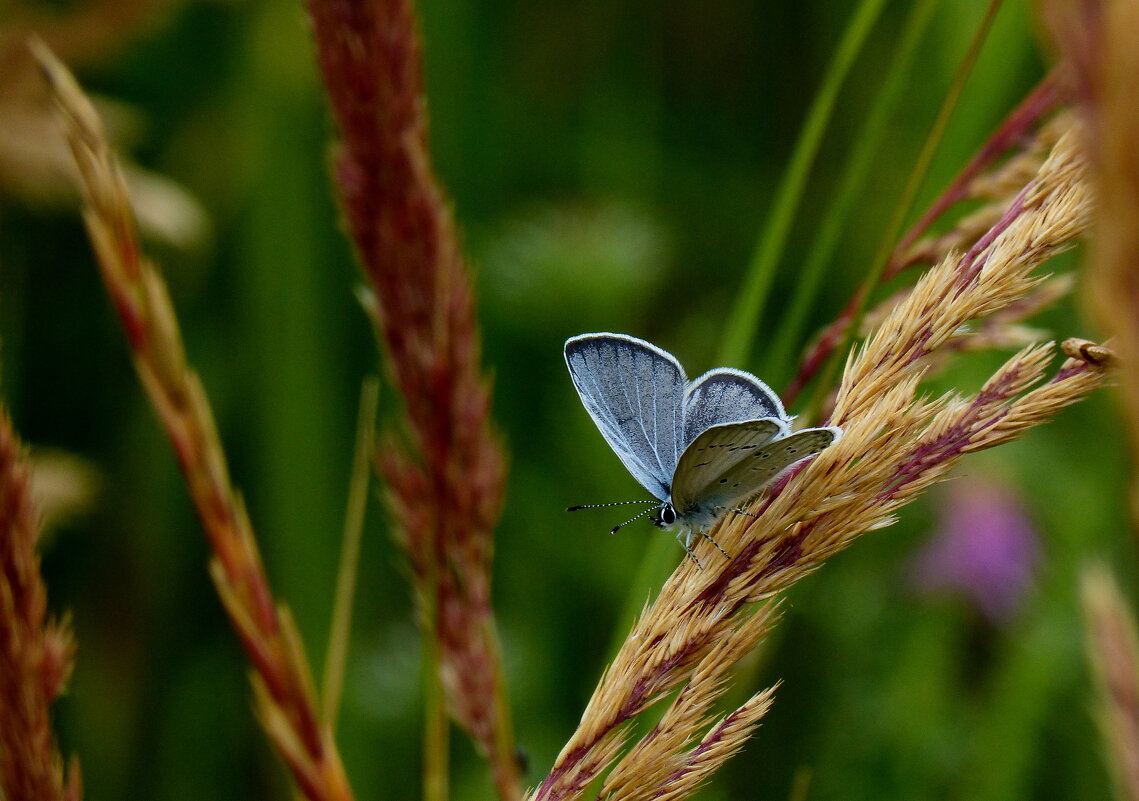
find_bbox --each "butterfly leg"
[719,505,759,520]
[675,530,704,569]
[700,530,732,561]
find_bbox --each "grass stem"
[321,378,379,731]
[765,0,941,387]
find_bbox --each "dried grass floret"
[786,79,1067,404]
[0,410,81,801]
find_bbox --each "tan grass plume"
[1048,4,1139,799]
[531,122,1107,801]
[787,77,1067,404]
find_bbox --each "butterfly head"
[650,502,679,530]
[650,500,735,566]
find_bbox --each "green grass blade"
[765,0,941,388]
[718,0,887,367]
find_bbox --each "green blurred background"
[2,0,1134,798]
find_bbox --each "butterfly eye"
[660,505,677,525]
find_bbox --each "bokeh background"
[1,0,1133,798]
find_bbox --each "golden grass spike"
[1053,0,1139,525]
[34,39,355,801]
[600,605,779,801]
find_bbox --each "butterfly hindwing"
[669,419,787,512]
[564,333,687,501]
[683,368,787,448]
[671,423,840,518]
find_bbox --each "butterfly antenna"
[608,506,659,535]
[566,500,658,512]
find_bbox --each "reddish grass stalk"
[0,410,82,801]
[784,74,1066,405]
[889,72,1065,270]
[32,42,352,801]
[305,1,517,799]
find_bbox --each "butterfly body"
[565,333,840,557]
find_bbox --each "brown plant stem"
[0,410,81,801]
[304,0,517,798]
[889,72,1065,271]
[32,40,353,801]
[785,72,1066,406]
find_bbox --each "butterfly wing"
[669,419,787,512]
[564,333,687,501]
[683,368,787,448]
[671,422,841,521]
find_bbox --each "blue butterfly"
[565,333,841,561]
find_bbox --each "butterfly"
[564,332,841,562]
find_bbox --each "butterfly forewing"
[564,333,687,501]
[669,419,786,510]
[683,368,787,448]
[671,424,840,516]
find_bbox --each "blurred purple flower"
[910,478,1039,623]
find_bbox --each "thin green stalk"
[765,0,941,387]
[789,768,813,801]
[423,561,448,801]
[804,0,1005,422]
[719,0,887,367]
[487,617,521,801]
[321,378,379,730]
